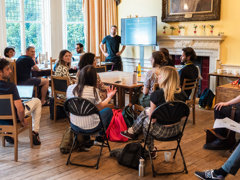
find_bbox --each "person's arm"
[14,100,27,127]
[143,86,149,95]
[96,86,116,110]
[31,64,39,71]
[116,45,126,56]
[100,42,109,57]
[215,95,240,111]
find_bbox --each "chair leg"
[54,101,57,122]
[14,134,18,162]
[178,145,188,174]
[2,136,5,147]
[96,141,105,169]
[148,148,156,177]
[173,142,180,159]
[66,134,77,165]
[192,106,195,125]
[29,119,33,148]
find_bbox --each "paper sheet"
[213,117,240,133]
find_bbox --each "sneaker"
[150,147,157,159]
[32,131,41,145]
[195,170,225,180]
[5,136,14,144]
[120,130,137,140]
[94,136,107,147]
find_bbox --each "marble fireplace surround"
[157,35,225,91]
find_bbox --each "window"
[4,0,49,57]
[63,0,85,56]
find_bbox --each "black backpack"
[118,142,144,169]
[199,88,215,108]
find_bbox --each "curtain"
[83,0,118,59]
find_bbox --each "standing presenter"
[100,25,126,71]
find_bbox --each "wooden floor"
[0,106,239,180]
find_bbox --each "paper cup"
[164,151,171,162]
[217,69,222,74]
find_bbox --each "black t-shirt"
[0,80,21,125]
[0,80,20,100]
[150,88,187,107]
[16,55,35,83]
[179,64,198,97]
[102,35,121,61]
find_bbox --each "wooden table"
[208,72,239,89]
[99,71,144,108]
[216,83,240,103]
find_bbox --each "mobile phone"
[114,81,121,83]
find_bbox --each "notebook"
[17,85,34,99]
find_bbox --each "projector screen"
[121,16,157,46]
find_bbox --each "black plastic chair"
[64,97,111,169]
[143,101,190,177]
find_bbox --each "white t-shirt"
[66,84,101,130]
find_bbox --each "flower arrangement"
[170,26,176,35]
[178,25,184,34]
[209,24,214,34]
[193,24,198,34]
[163,26,168,34]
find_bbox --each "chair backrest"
[51,76,69,97]
[64,97,99,117]
[95,66,106,73]
[182,78,199,101]
[151,101,190,126]
[0,94,17,130]
[50,57,57,76]
[9,60,17,85]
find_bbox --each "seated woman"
[204,95,240,150]
[121,66,187,157]
[160,48,175,66]
[4,46,16,61]
[66,65,116,144]
[77,52,108,101]
[55,50,74,84]
[139,51,168,107]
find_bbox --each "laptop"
[17,85,34,100]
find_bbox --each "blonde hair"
[158,66,181,102]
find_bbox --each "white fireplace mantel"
[156,35,226,90]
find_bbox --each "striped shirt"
[66,84,101,130]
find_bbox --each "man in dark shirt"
[0,58,42,145]
[100,25,126,71]
[16,46,49,105]
[179,47,199,98]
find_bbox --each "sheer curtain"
[83,0,118,59]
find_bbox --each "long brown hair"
[56,50,71,68]
[158,66,181,102]
[73,65,99,100]
[152,51,168,68]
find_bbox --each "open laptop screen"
[17,85,34,99]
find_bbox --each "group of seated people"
[1,43,240,179]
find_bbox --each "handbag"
[122,104,135,128]
[106,109,128,142]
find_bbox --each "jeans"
[222,143,240,175]
[24,98,42,132]
[71,107,113,134]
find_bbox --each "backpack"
[118,142,144,169]
[199,88,215,108]
[122,105,135,128]
[106,109,128,142]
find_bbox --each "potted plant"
[193,24,198,35]
[163,26,168,34]
[170,26,176,35]
[209,25,214,35]
[178,25,185,35]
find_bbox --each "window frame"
[0,0,51,57]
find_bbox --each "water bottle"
[137,63,141,77]
[133,71,137,84]
[139,158,145,177]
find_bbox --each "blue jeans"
[71,107,113,134]
[222,143,240,175]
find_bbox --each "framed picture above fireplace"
[162,0,221,22]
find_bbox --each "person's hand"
[116,52,121,56]
[214,102,229,111]
[104,52,109,57]
[107,86,117,99]
[20,119,28,128]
